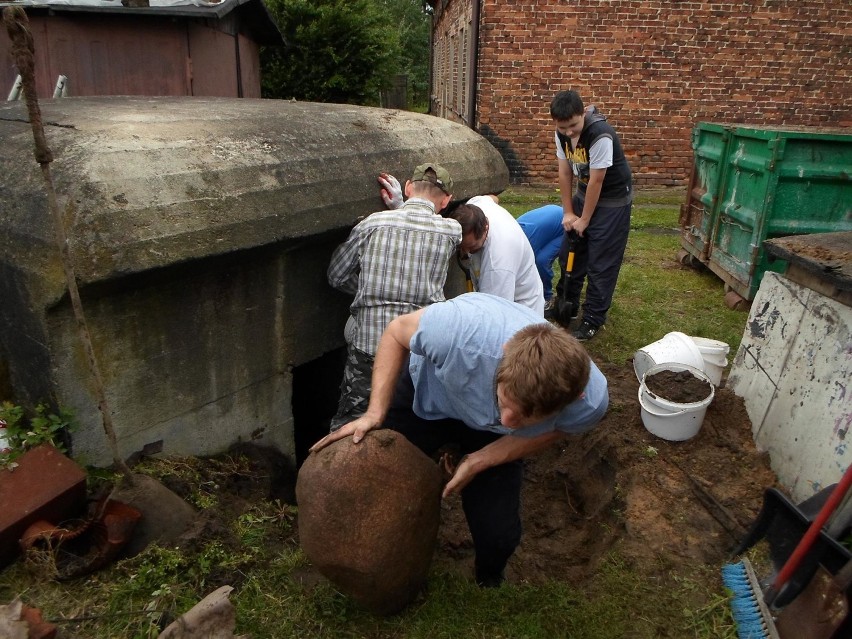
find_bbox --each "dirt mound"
[434,362,776,584]
[166,361,775,594]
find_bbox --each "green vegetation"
[0,452,737,638]
[261,0,432,108]
[0,401,77,468]
[499,186,746,366]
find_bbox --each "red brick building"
[428,0,851,186]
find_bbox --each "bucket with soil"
[638,363,714,441]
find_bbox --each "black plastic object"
[733,486,852,608]
[551,231,580,328]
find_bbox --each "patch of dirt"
[433,362,776,585]
[644,368,713,403]
[159,360,775,596]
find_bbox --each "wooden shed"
[0,0,283,99]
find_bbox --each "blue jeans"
[517,205,564,301]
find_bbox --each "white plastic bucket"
[689,336,730,386]
[633,331,705,383]
[690,336,730,359]
[638,363,715,441]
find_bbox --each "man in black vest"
[549,90,633,341]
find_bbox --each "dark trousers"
[556,194,632,327]
[384,362,523,582]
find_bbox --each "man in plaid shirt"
[327,163,462,432]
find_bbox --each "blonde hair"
[496,324,591,418]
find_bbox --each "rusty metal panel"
[45,16,190,96]
[1,15,192,99]
[0,17,55,99]
[0,444,87,569]
[188,23,239,97]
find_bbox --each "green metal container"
[679,123,851,301]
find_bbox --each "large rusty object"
[296,430,442,615]
[0,444,86,569]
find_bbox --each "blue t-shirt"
[408,293,608,437]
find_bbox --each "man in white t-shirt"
[377,176,544,315]
[449,195,544,316]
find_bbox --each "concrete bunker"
[0,96,509,468]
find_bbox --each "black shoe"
[546,297,579,327]
[572,321,601,341]
[475,571,505,588]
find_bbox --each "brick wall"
[431,0,851,187]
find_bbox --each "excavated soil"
[643,368,713,403]
[156,360,776,598]
[434,362,776,585]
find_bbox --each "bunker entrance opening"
[292,347,346,467]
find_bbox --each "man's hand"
[561,211,579,232]
[309,414,381,453]
[572,216,590,237]
[442,453,484,498]
[378,173,404,209]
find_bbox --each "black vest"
[557,114,632,207]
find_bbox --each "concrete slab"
[728,271,852,501]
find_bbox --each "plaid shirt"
[328,198,462,355]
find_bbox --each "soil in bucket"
[644,369,713,403]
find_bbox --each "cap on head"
[411,163,453,194]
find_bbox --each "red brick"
[432,0,849,187]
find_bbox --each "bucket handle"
[638,387,688,417]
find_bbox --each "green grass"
[0,541,736,638]
[0,440,742,639]
[500,186,747,366]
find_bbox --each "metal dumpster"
[679,123,851,301]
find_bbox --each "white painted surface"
[728,271,852,502]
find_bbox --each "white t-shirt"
[466,195,544,315]
[554,131,614,170]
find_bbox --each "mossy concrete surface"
[0,96,508,466]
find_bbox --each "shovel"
[4,7,195,555]
[775,561,851,639]
[552,230,580,327]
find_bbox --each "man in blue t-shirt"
[312,293,608,587]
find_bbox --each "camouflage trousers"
[329,345,375,432]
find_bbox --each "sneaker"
[543,298,556,320]
[572,320,601,341]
